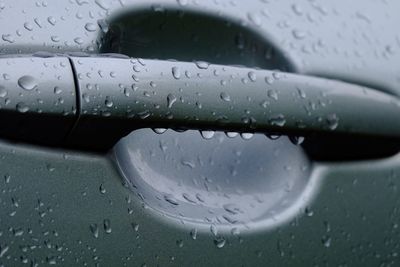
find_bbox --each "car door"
[1,1,400,266]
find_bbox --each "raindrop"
[103,219,112,234]
[289,136,305,145]
[167,93,177,108]
[90,224,99,238]
[24,22,34,31]
[18,75,37,91]
[305,207,314,217]
[74,37,83,45]
[172,67,181,79]
[4,174,11,183]
[16,102,29,113]
[326,114,339,130]
[152,128,167,134]
[225,132,239,138]
[321,236,331,248]
[132,223,139,232]
[269,114,286,127]
[82,93,90,103]
[51,36,60,42]
[210,224,218,236]
[297,88,306,99]
[105,97,113,107]
[47,16,56,26]
[195,61,210,70]
[46,256,56,265]
[292,29,306,40]
[292,4,303,16]
[267,89,278,100]
[53,87,62,95]
[266,133,281,140]
[248,71,257,82]
[220,92,231,102]
[99,184,106,194]
[214,237,226,248]
[200,130,215,140]
[223,203,241,215]
[0,86,7,97]
[46,164,55,172]
[176,240,184,248]
[0,245,8,257]
[164,194,179,205]
[2,34,15,43]
[240,133,254,140]
[190,228,197,240]
[85,23,97,32]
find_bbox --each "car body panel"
[0,0,399,266]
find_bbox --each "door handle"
[1,54,399,150]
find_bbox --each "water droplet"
[210,224,218,236]
[18,75,37,91]
[321,236,331,248]
[167,93,177,108]
[103,219,112,234]
[214,237,226,248]
[132,223,139,232]
[195,61,210,69]
[47,16,56,26]
[0,245,9,258]
[176,239,184,248]
[85,23,97,32]
[51,35,60,42]
[105,97,113,107]
[265,133,281,140]
[248,71,257,82]
[305,207,314,217]
[46,256,56,265]
[267,89,278,100]
[190,228,197,240]
[220,92,231,102]
[172,66,181,79]
[90,223,99,238]
[152,128,167,134]
[297,88,306,99]
[223,203,241,214]
[53,87,62,94]
[2,34,15,43]
[292,29,306,40]
[4,174,10,183]
[200,130,215,140]
[326,114,339,130]
[225,132,239,138]
[24,22,34,31]
[74,37,84,45]
[16,102,29,113]
[0,86,7,97]
[99,184,106,194]
[164,194,179,205]
[46,164,55,172]
[289,136,305,145]
[240,133,254,140]
[292,4,303,16]
[82,93,90,103]
[269,114,286,127]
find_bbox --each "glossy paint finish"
[0,1,399,266]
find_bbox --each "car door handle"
[1,54,399,150]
